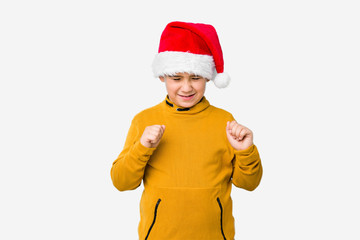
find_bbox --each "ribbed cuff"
[233,144,260,166]
[234,144,255,155]
[132,141,157,162]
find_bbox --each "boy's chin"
[178,103,195,108]
[170,94,204,108]
[176,98,201,108]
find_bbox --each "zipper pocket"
[217,197,227,240]
[145,198,161,240]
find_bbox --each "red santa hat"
[152,21,230,88]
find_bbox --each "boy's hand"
[140,125,166,148]
[226,121,253,151]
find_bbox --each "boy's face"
[160,73,209,108]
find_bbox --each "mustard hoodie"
[111,95,263,240]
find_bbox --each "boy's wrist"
[134,141,157,161]
[140,139,152,148]
[233,144,255,155]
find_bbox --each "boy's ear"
[159,76,165,82]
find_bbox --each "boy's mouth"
[178,93,195,100]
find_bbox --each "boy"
[111,21,263,240]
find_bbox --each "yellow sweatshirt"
[111,95,263,240]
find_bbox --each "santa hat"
[152,21,230,88]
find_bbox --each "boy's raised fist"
[140,125,166,148]
[226,121,253,151]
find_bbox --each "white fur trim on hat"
[152,51,216,80]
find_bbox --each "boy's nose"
[181,80,193,91]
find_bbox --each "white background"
[1,0,359,239]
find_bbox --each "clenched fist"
[226,120,254,151]
[140,125,166,148]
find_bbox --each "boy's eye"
[192,77,200,80]
[172,78,181,81]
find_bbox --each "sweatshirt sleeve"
[110,117,156,191]
[231,144,263,191]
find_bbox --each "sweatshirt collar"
[163,95,210,114]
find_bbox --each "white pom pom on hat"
[152,21,230,88]
[213,72,231,88]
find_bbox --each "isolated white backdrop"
[1,0,359,239]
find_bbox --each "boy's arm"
[226,114,263,191]
[231,144,263,191]
[110,118,156,191]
